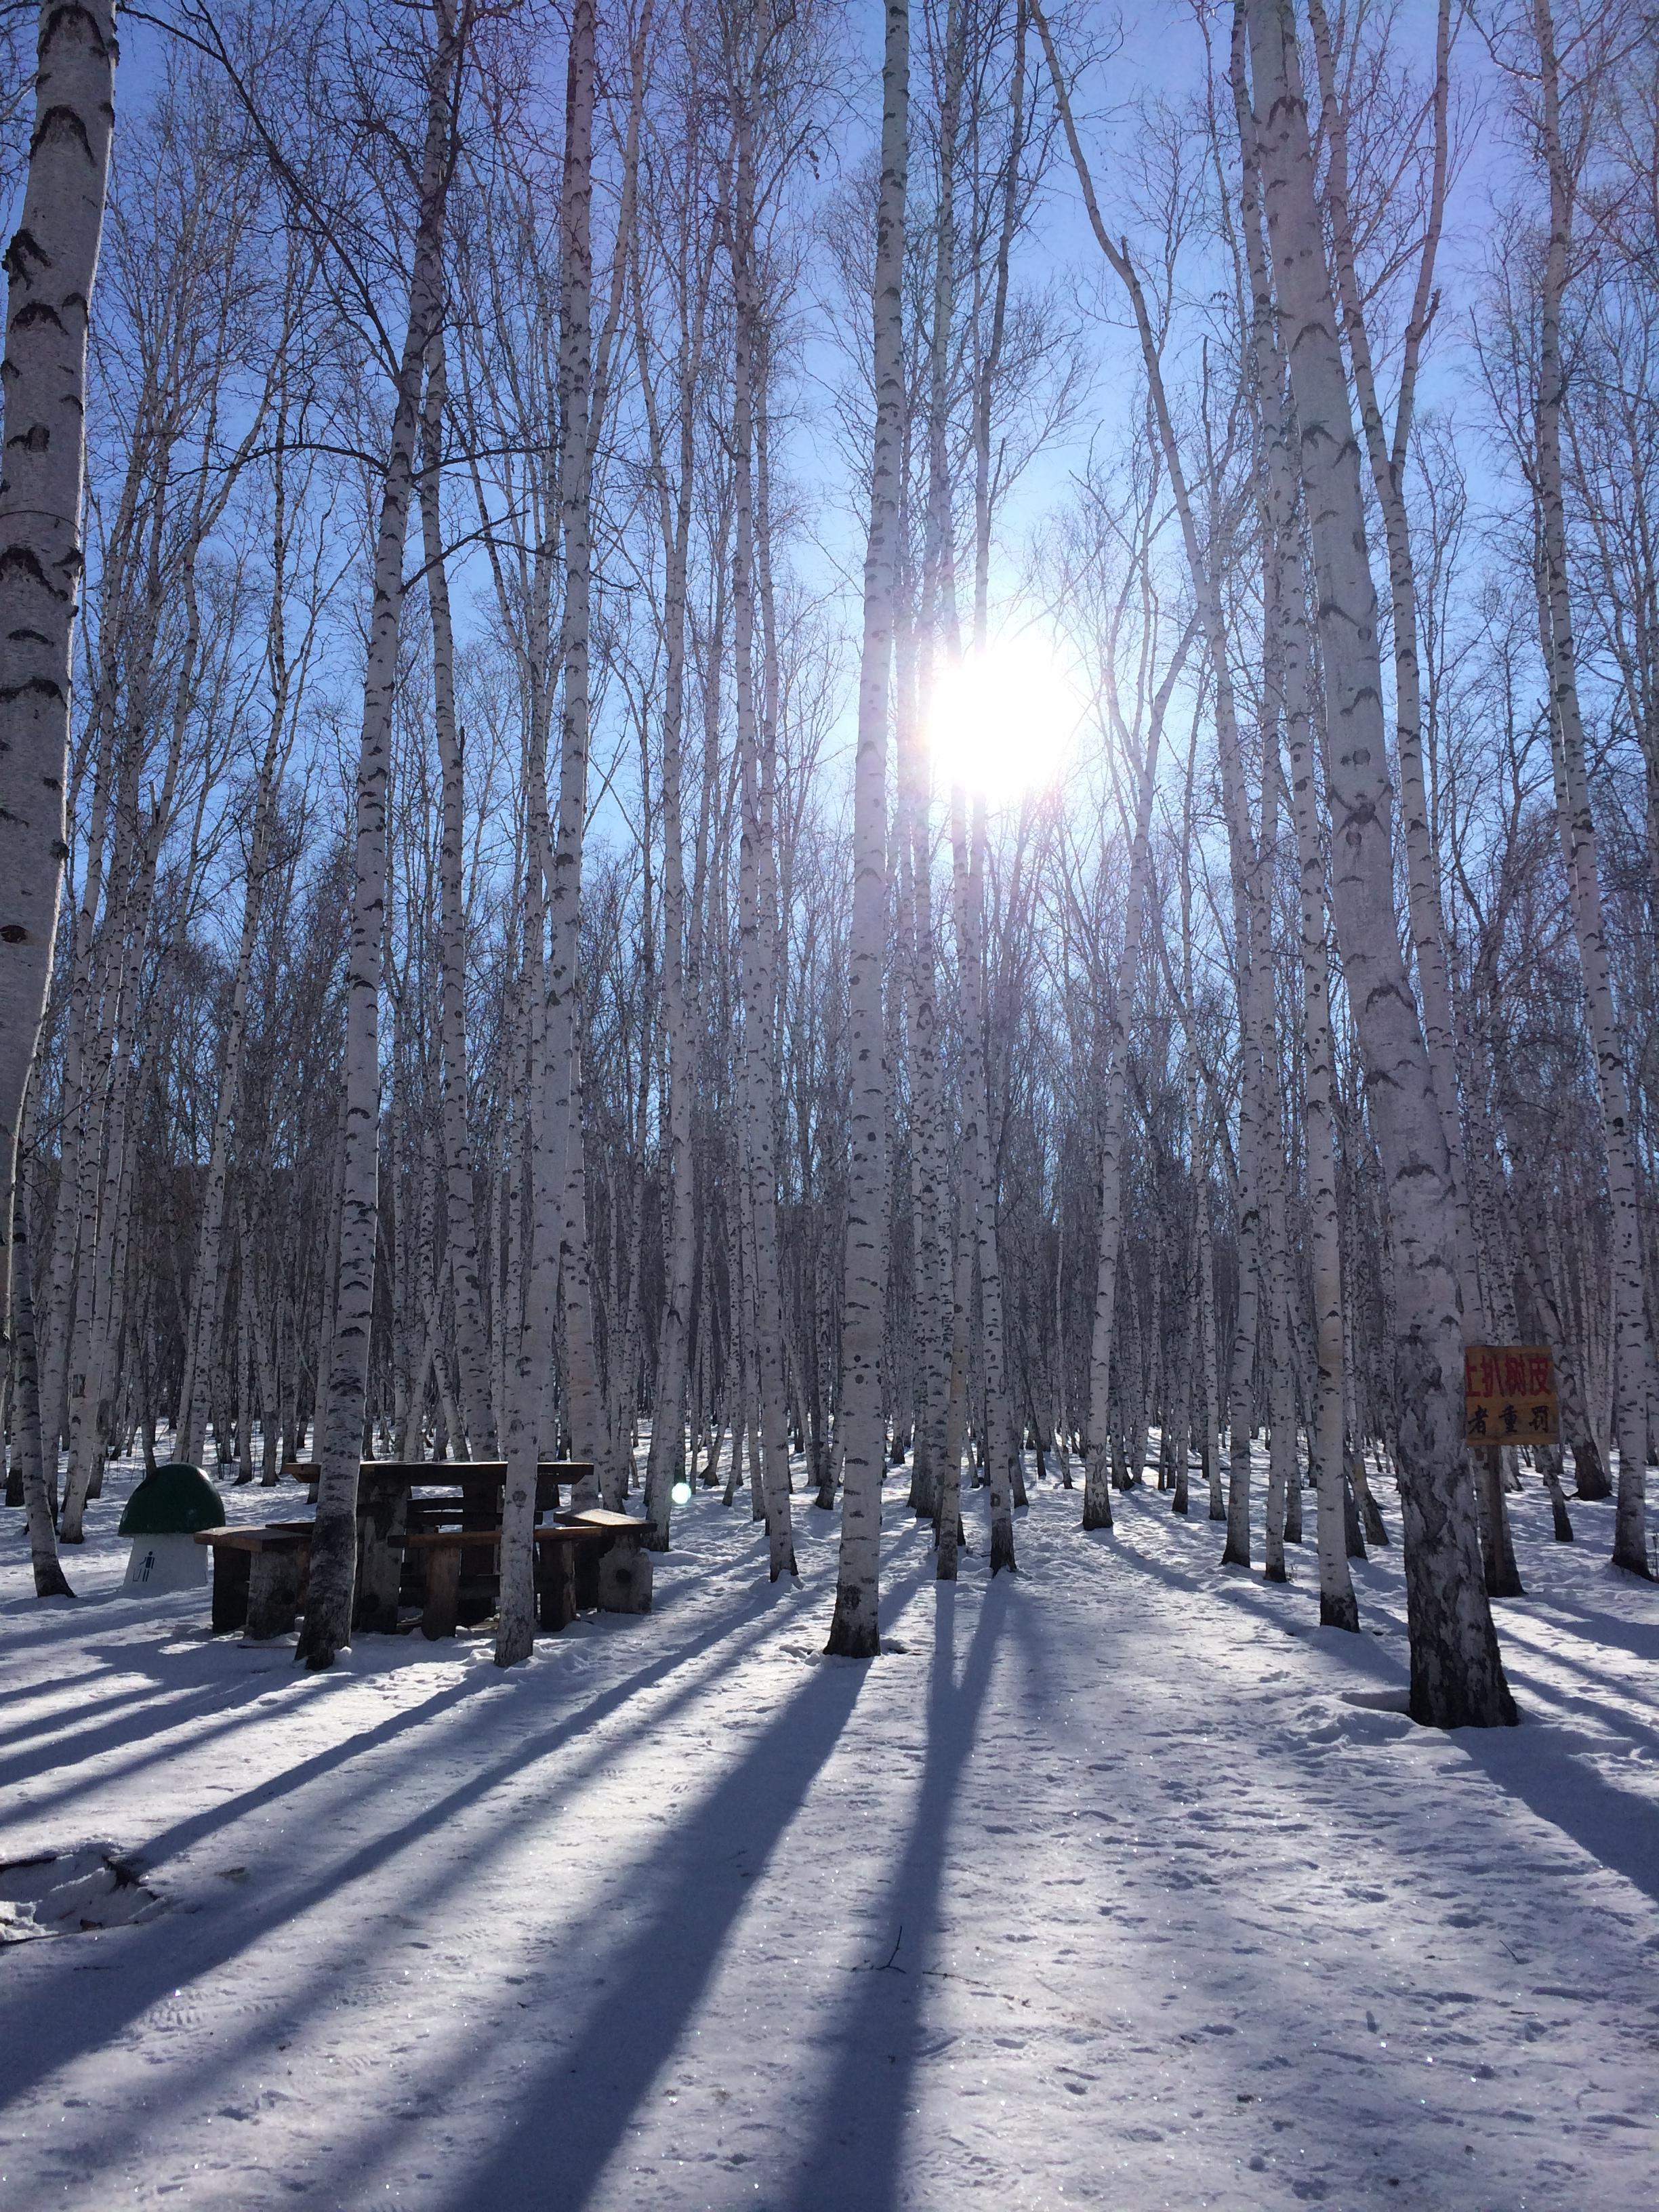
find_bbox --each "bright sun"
[927,633,1084,805]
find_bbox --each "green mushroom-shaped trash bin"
[119,1464,226,1594]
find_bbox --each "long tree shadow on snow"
[424,1624,886,2212]
[0,1647,317,1803]
[1094,1507,1407,1681]
[0,1671,220,1760]
[1452,1717,1659,1908]
[779,1575,1004,2212]
[17,1555,930,2198]
[1070,1507,1659,1912]
[0,1557,851,2118]
[8,1519,786,1821]
[1500,1583,1659,1670]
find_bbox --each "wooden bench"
[197,1524,313,1639]
[402,1523,611,1639]
[397,1508,650,1641]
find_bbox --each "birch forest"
[7,0,1659,1696]
[6,0,1659,2200]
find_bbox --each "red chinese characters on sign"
[1463,1345,1559,1448]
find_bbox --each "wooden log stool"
[354,1479,409,1633]
[196,1525,313,1639]
[571,1509,653,1615]
[532,1524,611,1632]
[404,1528,503,1641]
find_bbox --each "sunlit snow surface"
[2,1454,1656,2210]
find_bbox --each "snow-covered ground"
[2,1457,1657,2211]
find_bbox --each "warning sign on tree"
[1464,1345,1559,1448]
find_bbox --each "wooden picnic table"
[200,1492,651,1641]
[278,1460,596,1630]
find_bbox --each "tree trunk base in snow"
[1319,1591,1360,1633]
[1611,1536,1654,1579]
[1544,1473,1574,1542]
[824,1583,879,1657]
[1409,1676,1519,1730]
[294,1622,345,1671]
[1571,1439,1611,1499]
[1475,1449,1525,1599]
[1342,1475,1367,1559]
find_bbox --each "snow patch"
[0,1843,163,1942]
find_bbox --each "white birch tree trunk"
[949,785,1019,1577]
[826,0,907,1649]
[638,190,710,1548]
[298,1,461,1668]
[906,0,963,1535]
[1079,633,1191,1531]
[1034,4,1277,1575]
[1527,0,1651,1579]
[62,678,192,1537]
[0,0,117,1393]
[497,0,598,1661]
[35,696,120,1463]
[1229,66,1306,1589]
[421,340,493,1457]
[180,695,287,1468]
[1303,0,1479,1309]
[12,1136,70,1595]
[1244,0,1513,1723]
[559,1099,606,1508]
[1237,559,1300,1580]
[493,886,544,1659]
[1271,541,1358,1624]
[733,651,797,1577]
[937,1208,974,1582]
[1281,647,1358,1623]
[726,70,798,1586]
[1301,0,1525,1593]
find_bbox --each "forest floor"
[1,1454,1657,2212]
